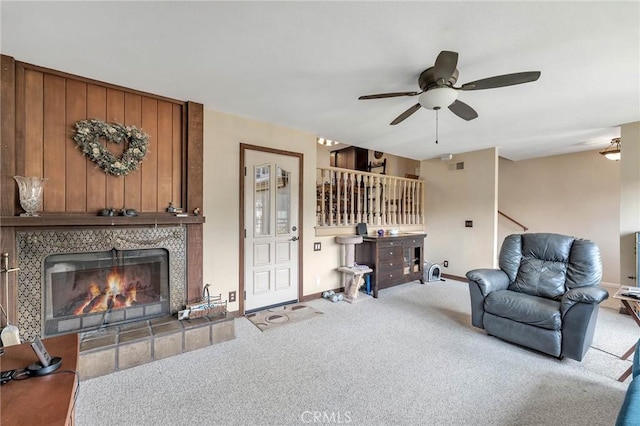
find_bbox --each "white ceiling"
[2,1,639,161]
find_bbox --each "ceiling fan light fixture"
[419,87,458,110]
[599,137,621,161]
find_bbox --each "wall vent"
[447,161,465,171]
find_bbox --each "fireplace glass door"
[43,248,170,336]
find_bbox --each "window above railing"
[316,167,424,236]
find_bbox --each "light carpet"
[75,280,635,425]
[246,303,323,331]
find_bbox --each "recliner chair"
[466,233,608,361]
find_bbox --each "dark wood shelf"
[355,233,426,298]
[0,213,205,227]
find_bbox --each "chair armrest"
[561,286,609,315]
[466,269,509,296]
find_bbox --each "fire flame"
[74,269,139,315]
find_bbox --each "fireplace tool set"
[178,283,227,320]
[1,253,21,346]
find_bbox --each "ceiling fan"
[359,51,541,125]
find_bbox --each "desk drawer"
[405,238,422,247]
[377,272,406,288]
[377,258,403,272]
[378,240,402,249]
[378,246,402,260]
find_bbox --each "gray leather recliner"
[466,233,608,361]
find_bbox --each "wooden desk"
[613,287,640,382]
[0,333,79,426]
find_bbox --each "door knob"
[290,236,299,241]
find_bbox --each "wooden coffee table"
[613,287,640,382]
[0,333,79,425]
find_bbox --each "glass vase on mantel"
[13,176,47,217]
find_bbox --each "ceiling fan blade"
[460,71,541,91]
[448,100,478,121]
[358,91,419,100]
[390,103,422,125]
[434,51,459,84]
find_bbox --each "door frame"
[239,143,304,315]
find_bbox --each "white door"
[244,150,300,312]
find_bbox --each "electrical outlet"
[313,242,321,251]
[465,220,473,228]
[443,260,449,268]
[229,291,236,302]
[315,276,321,286]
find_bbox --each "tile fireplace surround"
[13,225,235,379]
[16,226,187,340]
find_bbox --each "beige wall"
[620,121,640,287]
[203,110,344,313]
[316,144,333,168]
[499,149,621,285]
[422,148,499,277]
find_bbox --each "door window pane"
[276,166,290,235]
[254,165,270,236]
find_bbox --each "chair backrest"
[499,233,602,299]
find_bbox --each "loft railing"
[316,166,424,229]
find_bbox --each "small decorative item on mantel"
[119,208,138,217]
[98,208,116,217]
[166,201,183,214]
[14,176,47,217]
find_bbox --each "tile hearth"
[78,314,234,380]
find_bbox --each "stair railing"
[498,210,528,232]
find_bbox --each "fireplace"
[43,248,170,336]
[16,226,187,340]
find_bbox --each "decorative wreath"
[73,119,149,176]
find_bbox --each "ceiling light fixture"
[418,87,458,110]
[418,87,458,145]
[317,137,339,147]
[599,137,621,161]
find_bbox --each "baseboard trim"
[301,287,344,302]
[442,273,467,282]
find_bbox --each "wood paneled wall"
[0,55,205,324]
[11,60,185,214]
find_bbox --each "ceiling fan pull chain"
[435,108,439,144]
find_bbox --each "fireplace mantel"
[0,213,205,227]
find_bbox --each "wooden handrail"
[498,210,528,232]
[316,167,423,228]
